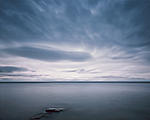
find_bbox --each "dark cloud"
[0,0,149,48]
[2,46,92,62]
[0,66,27,73]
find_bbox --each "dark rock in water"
[31,107,64,119]
[45,108,64,113]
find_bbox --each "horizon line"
[0,80,150,83]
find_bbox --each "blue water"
[0,83,150,120]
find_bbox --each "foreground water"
[0,83,150,120]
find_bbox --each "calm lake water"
[0,83,150,120]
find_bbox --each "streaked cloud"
[0,0,150,81]
[2,46,92,62]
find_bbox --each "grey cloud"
[0,0,149,67]
[2,46,92,62]
[0,0,149,48]
[64,68,100,74]
[110,55,135,60]
[0,0,149,64]
[0,66,27,73]
[0,0,150,53]
[64,69,86,73]
[0,73,43,77]
[94,75,147,80]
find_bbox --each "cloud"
[0,0,150,81]
[0,66,27,73]
[0,0,149,47]
[2,46,92,62]
[0,0,149,61]
[94,75,147,81]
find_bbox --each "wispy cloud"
[0,0,150,81]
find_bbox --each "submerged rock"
[31,113,46,119]
[30,107,64,119]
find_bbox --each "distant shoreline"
[0,81,150,83]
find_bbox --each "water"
[0,83,150,120]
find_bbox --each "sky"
[0,0,150,82]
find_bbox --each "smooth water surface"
[0,83,150,120]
